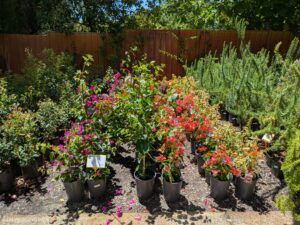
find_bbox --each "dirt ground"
[0,141,287,222]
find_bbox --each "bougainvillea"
[51,120,116,182]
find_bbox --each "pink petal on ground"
[134,214,142,221]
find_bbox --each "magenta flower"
[106,200,113,206]
[134,214,142,221]
[85,100,92,108]
[91,94,98,101]
[82,148,89,155]
[115,188,123,195]
[77,124,84,134]
[129,198,135,205]
[116,205,123,218]
[84,134,91,140]
[90,85,95,91]
[101,206,107,213]
[110,139,115,145]
[105,219,111,225]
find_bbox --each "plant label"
[87,155,106,168]
[262,133,274,143]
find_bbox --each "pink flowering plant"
[51,120,116,182]
[111,49,164,180]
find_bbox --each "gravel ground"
[0,141,287,221]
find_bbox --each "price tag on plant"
[86,155,106,168]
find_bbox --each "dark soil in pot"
[162,179,182,203]
[0,168,15,192]
[251,118,260,131]
[134,171,156,200]
[63,180,85,202]
[218,104,229,121]
[228,114,239,127]
[210,176,230,200]
[87,178,107,199]
[21,161,39,180]
[235,176,258,200]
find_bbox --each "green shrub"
[0,78,16,125]
[276,129,300,222]
[36,99,69,144]
[7,49,76,110]
[186,38,300,152]
[2,108,40,167]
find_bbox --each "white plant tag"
[86,155,106,168]
[262,134,274,144]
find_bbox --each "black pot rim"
[63,179,83,185]
[134,170,156,181]
[211,175,231,182]
[87,177,107,182]
[237,174,259,182]
[162,178,183,185]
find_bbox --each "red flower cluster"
[204,150,240,180]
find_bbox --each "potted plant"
[157,101,186,202]
[111,52,163,200]
[52,122,88,202]
[204,149,240,200]
[0,138,15,192]
[2,108,41,179]
[234,141,261,200]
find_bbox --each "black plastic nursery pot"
[190,139,197,155]
[87,178,106,199]
[265,151,284,179]
[134,171,156,200]
[195,151,205,175]
[63,180,85,202]
[205,171,211,185]
[0,168,15,192]
[228,114,239,127]
[162,179,182,202]
[264,152,273,167]
[210,176,230,200]
[235,176,258,200]
[271,160,284,179]
[21,161,39,180]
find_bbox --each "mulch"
[0,141,287,220]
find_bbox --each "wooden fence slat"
[0,30,299,76]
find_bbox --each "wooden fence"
[0,30,299,78]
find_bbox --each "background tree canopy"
[0,0,299,33]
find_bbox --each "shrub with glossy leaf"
[36,99,69,143]
[2,108,40,167]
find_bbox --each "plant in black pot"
[204,149,241,201]
[51,122,90,202]
[156,102,186,203]
[111,51,163,201]
[234,140,262,200]
[2,108,41,180]
[0,138,15,192]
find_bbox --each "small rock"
[91,205,98,211]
